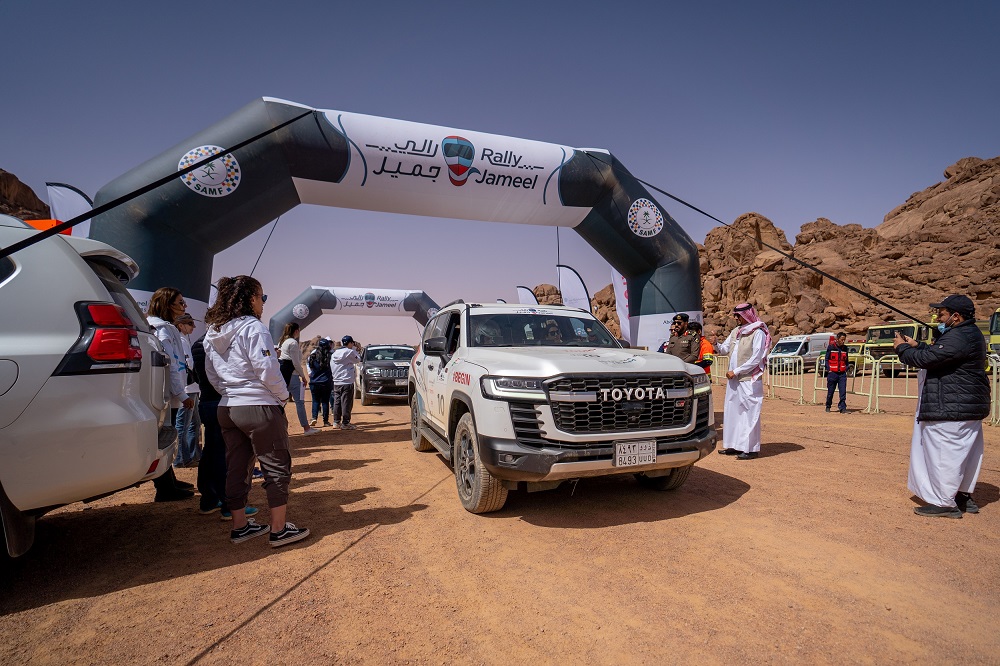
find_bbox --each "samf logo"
[178,145,241,198]
[364,292,376,308]
[627,198,663,238]
[292,304,310,320]
[442,136,480,186]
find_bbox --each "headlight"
[365,367,381,375]
[692,372,711,393]
[481,376,546,401]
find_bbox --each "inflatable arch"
[90,97,701,349]
[268,286,439,342]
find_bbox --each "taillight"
[53,302,143,375]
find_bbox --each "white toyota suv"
[0,214,171,557]
[409,301,716,513]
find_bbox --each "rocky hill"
[0,169,48,219]
[569,156,1000,339]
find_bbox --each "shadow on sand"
[0,483,427,615]
[456,463,752,529]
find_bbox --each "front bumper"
[362,377,408,397]
[478,426,716,482]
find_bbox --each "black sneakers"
[956,492,979,514]
[718,448,740,455]
[269,522,311,548]
[736,452,759,460]
[230,519,270,543]
[913,505,962,519]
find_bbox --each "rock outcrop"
[0,169,48,220]
[585,156,1000,339]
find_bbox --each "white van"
[768,332,835,373]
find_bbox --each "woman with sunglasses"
[204,276,310,548]
[146,287,196,501]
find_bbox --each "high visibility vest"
[696,337,715,373]
[828,349,848,373]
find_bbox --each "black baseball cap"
[929,294,975,317]
[342,335,355,344]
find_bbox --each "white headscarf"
[733,303,772,377]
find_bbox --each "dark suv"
[355,344,416,405]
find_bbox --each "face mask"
[937,323,946,334]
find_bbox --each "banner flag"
[556,264,591,312]
[611,267,632,344]
[45,183,94,237]
[516,286,539,305]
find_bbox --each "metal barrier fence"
[811,354,878,412]
[990,354,1000,426]
[710,355,730,386]
[868,357,922,414]
[765,356,805,404]
[713,351,1000,425]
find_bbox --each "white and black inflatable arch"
[268,286,439,342]
[90,97,700,348]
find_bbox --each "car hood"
[460,347,699,376]
[364,360,412,369]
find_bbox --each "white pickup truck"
[408,301,716,513]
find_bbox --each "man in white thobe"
[895,294,990,518]
[714,303,771,460]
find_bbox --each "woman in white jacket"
[204,276,310,548]
[146,287,196,502]
[278,322,319,436]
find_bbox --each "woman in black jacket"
[895,294,989,519]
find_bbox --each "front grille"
[545,374,692,433]
[508,400,704,455]
[867,347,893,360]
[377,368,408,378]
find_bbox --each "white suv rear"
[0,214,171,557]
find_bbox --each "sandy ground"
[1,384,998,665]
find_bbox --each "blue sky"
[3,1,997,343]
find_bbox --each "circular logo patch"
[627,198,663,238]
[178,145,241,197]
[292,304,310,319]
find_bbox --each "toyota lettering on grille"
[600,387,666,401]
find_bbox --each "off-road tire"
[453,413,507,513]
[635,463,693,491]
[410,399,434,452]
[360,386,373,406]
[847,363,856,377]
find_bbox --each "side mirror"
[423,336,447,355]
[617,339,630,348]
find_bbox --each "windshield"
[847,344,863,354]
[991,312,1000,336]
[771,341,803,355]
[866,326,916,342]
[469,313,619,348]
[364,347,414,361]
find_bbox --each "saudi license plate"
[614,440,656,467]
[394,379,407,386]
